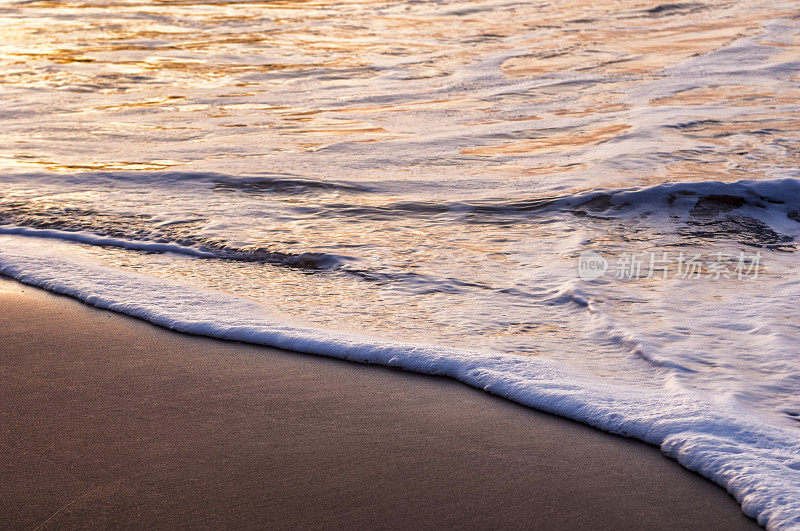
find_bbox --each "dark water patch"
[640,3,706,16]
[470,196,558,214]
[0,204,346,270]
[690,195,747,217]
[213,175,370,195]
[10,170,372,194]
[571,194,618,214]
[664,119,724,131]
[682,215,795,251]
[314,194,563,222]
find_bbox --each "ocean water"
[1,0,799,527]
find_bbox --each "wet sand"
[0,277,758,529]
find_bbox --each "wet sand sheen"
[0,277,757,529]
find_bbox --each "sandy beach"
[0,276,758,529]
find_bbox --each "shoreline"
[0,277,758,528]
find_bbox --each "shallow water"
[1,0,800,526]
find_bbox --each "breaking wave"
[2,178,797,268]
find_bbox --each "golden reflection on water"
[651,85,800,107]
[500,7,781,77]
[0,0,795,182]
[0,155,180,172]
[462,123,632,156]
